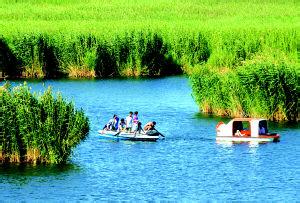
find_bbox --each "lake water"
[0,76,299,201]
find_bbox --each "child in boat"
[118,118,126,132]
[126,111,133,132]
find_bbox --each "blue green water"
[0,76,299,201]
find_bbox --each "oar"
[153,128,165,137]
[158,132,165,137]
[114,131,121,136]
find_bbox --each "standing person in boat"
[132,111,139,131]
[143,121,156,131]
[125,111,133,132]
[113,115,119,131]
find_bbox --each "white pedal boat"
[216,118,280,143]
[98,129,162,141]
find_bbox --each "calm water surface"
[0,76,299,201]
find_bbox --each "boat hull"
[98,130,160,141]
[216,135,280,143]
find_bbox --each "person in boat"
[134,121,145,135]
[259,125,266,135]
[118,118,126,132]
[143,121,156,131]
[103,114,117,130]
[235,130,244,136]
[126,111,133,132]
[132,111,139,131]
[233,121,245,136]
[113,115,119,131]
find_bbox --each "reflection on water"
[248,142,260,148]
[0,76,299,201]
[0,164,79,185]
[216,141,234,147]
[216,141,266,148]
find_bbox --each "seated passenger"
[259,126,266,135]
[240,129,250,136]
[143,121,156,131]
[234,130,244,136]
[118,118,126,132]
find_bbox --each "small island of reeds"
[0,83,89,164]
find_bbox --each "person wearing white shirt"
[125,111,133,132]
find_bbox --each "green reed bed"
[190,57,299,122]
[0,0,298,121]
[0,83,89,164]
[0,27,298,78]
[0,0,298,78]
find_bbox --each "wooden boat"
[98,129,162,142]
[216,118,280,143]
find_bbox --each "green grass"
[0,0,298,29]
[0,82,89,164]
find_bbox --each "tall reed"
[0,27,297,78]
[0,0,298,121]
[0,0,297,78]
[190,57,299,122]
[0,83,89,164]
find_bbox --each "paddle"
[158,131,165,137]
[153,128,165,137]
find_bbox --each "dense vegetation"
[0,0,298,121]
[0,83,89,164]
[0,0,298,78]
[190,58,299,122]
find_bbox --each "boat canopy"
[226,118,268,137]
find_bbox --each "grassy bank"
[0,83,89,164]
[0,0,298,78]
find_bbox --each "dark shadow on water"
[0,163,80,185]
[193,112,231,123]
[271,121,300,130]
